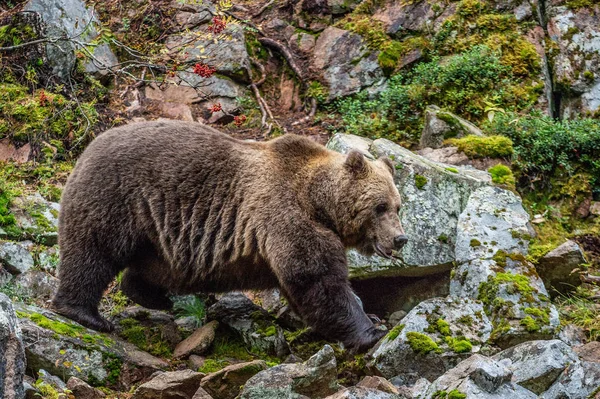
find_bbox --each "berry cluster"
[233,115,247,126]
[209,103,223,113]
[193,62,216,78]
[207,16,227,34]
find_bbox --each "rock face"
[207,293,289,358]
[0,241,34,275]
[369,297,492,383]
[449,186,560,348]
[547,4,600,117]
[9,193,60,245]
[312,27,386,100]
[493,340,579,395]
[14,270,59,301]
[132,370,204,399]
[419,105,484,149]
[373,0,457,38]
[537,240,587,296]
[0,294,26,399]
[200,360,267,399]
[421,354,537,399]
[239,345,339,399]
[327,133,490,278]
[23,0,118,81]
[15,303,168,387]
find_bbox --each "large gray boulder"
[369,297,492,383]
[421,354,537,399]
[312,27,386,100]
[449,186,559,348]
[324,387,398,399]
[536,240,587,296]
[239,345,339,399]
[493,340,579,395]
[0,294,26,399]
[200,360,267,399]
[327,134,489,278]
[23,0,118,81]
[15,304,168,388]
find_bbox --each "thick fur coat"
[53,120,406,351]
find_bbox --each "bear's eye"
[376,203,388,214]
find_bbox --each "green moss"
[478,272,534,308]
[520,315,540,332]
[283,327,310,344]
[438,234,449,243]
[199,358,230,373]
[448,390,467,399]
[16,311,113,346]
[524,307,550,324]
[433,389,467,399]
[436,319,451,336]
[306,81,329,104]
[489,164,516,187]
[445,336,473,353]
[470,239,481,247]
[259,325,277,337]
[406,332,441,355]
[445,167,459,173]
[119,318,172,358]
[457,315,474,326]
[415,174,428,190]
[565,0,594,9]
[445,135,513,158]
[385,324,405,341]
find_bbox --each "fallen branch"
[257,37,305,81]
[249,58,266,86]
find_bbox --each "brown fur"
[53,120,406,351]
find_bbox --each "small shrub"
[173,295,206,328]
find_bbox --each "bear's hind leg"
[121,268,173,310]
[53,253,119,332]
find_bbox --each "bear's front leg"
[270,232,385,352]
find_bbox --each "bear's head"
[335,150,407,259]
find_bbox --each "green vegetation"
[337,45,535,142]
[198,358,230,373]
[173,295,206,328]
[415,175,428,190]
[478,272,534,307]
[16,311,113,346]
[433,389,467,399]
[557,288,600,341]
[489,164,516,187]
[445,135,513,158]
[385,324,405,341]
[33,379,70,399]
[520,315,540,332]
[445,167,459,173]
[487,113,600,191]
[119,318,172,358]
[470,239,481,247]
[406,332,441,355]
[438,234,449,243]
[0,82,98,150]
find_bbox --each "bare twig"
[291,97,317,126]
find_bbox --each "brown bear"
[52,120,407,352]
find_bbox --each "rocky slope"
[1,0,600,398]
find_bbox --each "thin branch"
[257,37,304,80]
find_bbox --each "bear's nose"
[394,235,408,249]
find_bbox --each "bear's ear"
[344,150,368,177]
[380,157,395,177]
